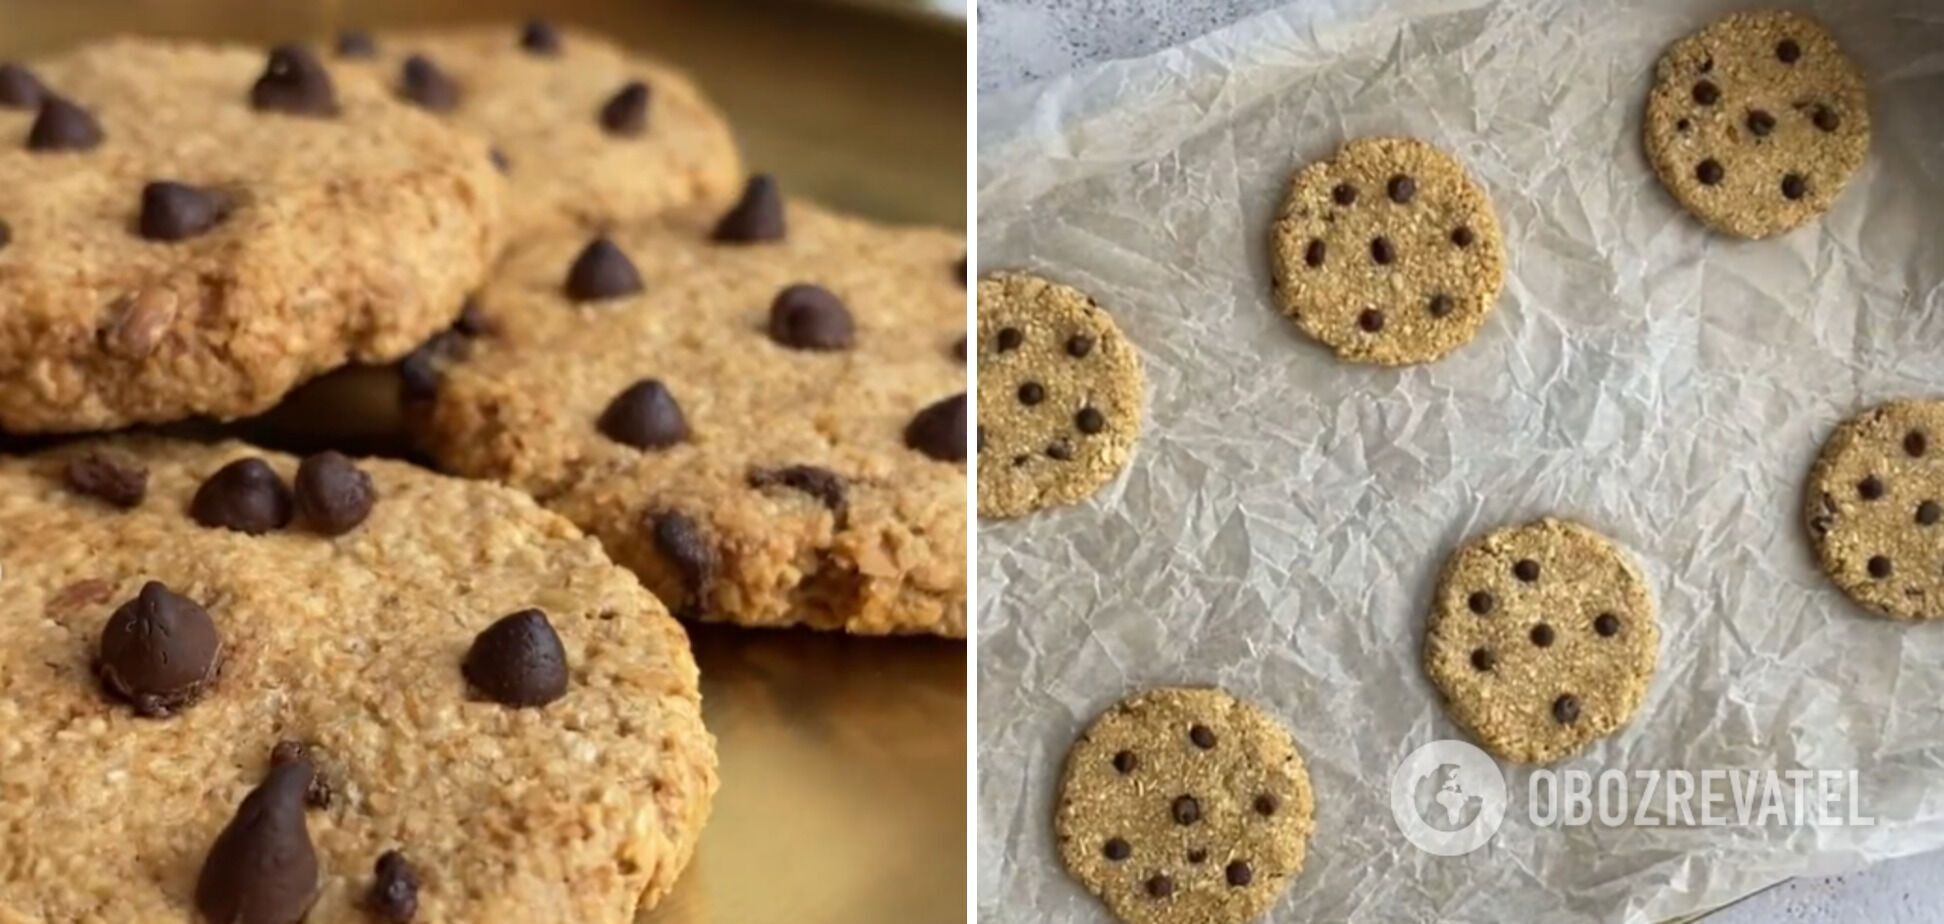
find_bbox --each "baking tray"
[0,3,967,922]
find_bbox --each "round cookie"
[1643,10,1870,239]
[416,195,967,637]
[1805,398,1944,620]
[1424,518,1659,764]
[976,272,1143,518]
[0,38,503,434]
[328,21,742,234]
[1056,687,1314,924]
[1269,137,1505,366]
[0,438,714,922]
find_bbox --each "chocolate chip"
[521,18,563,55]
[564,236,644,301]
[489,146,511,172]
[1677,118,1693,133]
[1187,848,1209,864]
[397,348,441,403]
[1304,239,1326,267]
[1428,293,1454,318]
[1159,795,1199,827]
[1046,441,1074,461]
[27,95,104,152]
[1065,334,1094,358]
[996,327,1023,352]
[1777,39,1801,63]
[1513,559,1541,582]
[1692,80,1720,105]
[906,393,967,462]
[1226,861,1254,887]
[952,335,966,362]
[63,450,147,508]
[748,465,846,513]
[139,181,228,241]
[195,760,319,924]
[600,80,650,136]
[1145,875,1174,899]
[1471,647,1496,671]
[955,256,966,286]
[1451,227,1476,249]
[1018,382,1045,405]
[1112,750,1137,774]
[1188,724,1216,749]
[293,451,375,535]
[251,45,337,117]
[1746,109,1776,137]
[335,30,377,58]
[191,458,294,534]
[1387,174,1416,203]
[0,218,9,251]
[367,850,419,923]
[1332,182,1357,206]
[1781,173,1807,201]
[270,741,333,810]
[1103,838,1131,861]
[599,379,688,449]
[98,581,221,717]
[0,62,45,108]
[1076,407,1105,434]
[650,511,716,612]
[1813,106,1840,132]
[1253,793,1279,816]
[1696,159,1724,186]
[1907,431,1929,457]
[767,284,853,350]
[1530,623,1556,647]
[712,174,785,243]
[399,55,459,111]
[1859,476,1885,500]
[1370,237,1396,265]
[463,609,569,708]
[1552,694,1580,724]
[1920,502,1942,526]
[1869,556,1893,579]
[1357,308,1385,333]
[1468,591,1495,615]
[1594,613,1621,637]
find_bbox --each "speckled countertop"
[975,1,1944,921]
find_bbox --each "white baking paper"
[975,1,1944,921]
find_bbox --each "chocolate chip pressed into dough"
[1424,518,1660,764]
[977,272,1144,519]
[1270,137,1506,366]
[1642,10,1870,239]
[1805,398,1944,620]
[1056,687,1315,924]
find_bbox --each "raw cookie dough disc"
[1805,398,1944,620]
[0,38,503,433]
[1055,687,1314,924]
[1268,137,1505,366]
[0,438,714,922]
[1643,10,1870,239]
[1424,518,1659,764]
[976,272,1143,518]
[328,22,742,235]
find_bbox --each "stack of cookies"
[0,19,965,924]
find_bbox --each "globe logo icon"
[1389,739,1507,856]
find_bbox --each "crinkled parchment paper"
[976,1,1944,921]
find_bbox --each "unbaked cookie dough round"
[1269,137,1506,366]
[976,272,1143,518]
[1424,518,1660,764]
[1805,398,1944,620]
[1056,687,1314,924]
[1643,10,1870,239]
